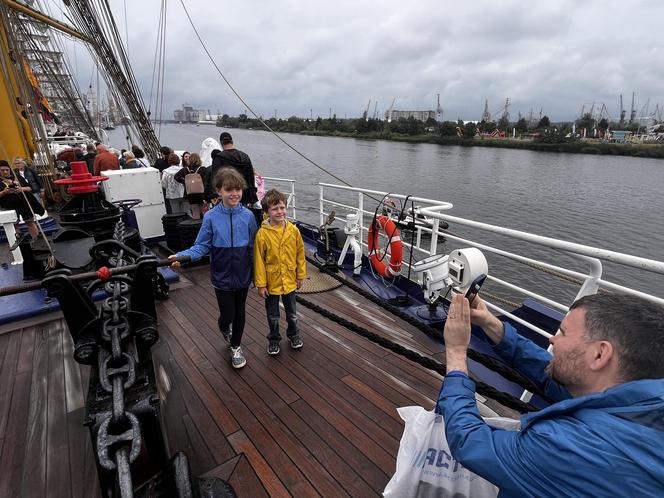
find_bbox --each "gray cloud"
[56,0,664,122]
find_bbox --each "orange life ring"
[368,215,403,278]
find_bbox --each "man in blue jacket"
[439,292,664,497]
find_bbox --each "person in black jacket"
[82,144,96,174]
[205,132,260,223]
[12,157,43,205]
[0,160,44,239]
[153,146,171,173]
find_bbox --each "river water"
[110,124,664,301]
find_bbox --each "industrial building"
[384,109,437,122]
[173,104,208,123]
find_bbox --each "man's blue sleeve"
[494,323,571,402]
[437,375,528,493]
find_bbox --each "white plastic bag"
[383,406,519,498]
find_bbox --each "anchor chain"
[96,280,142,476]
[93,220,142,495]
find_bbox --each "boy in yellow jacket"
[254,189,307,355]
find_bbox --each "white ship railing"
[256,180,664,343]
[313,182,664,341]
[261,176,297,220]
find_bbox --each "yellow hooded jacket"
[254,220,306,295]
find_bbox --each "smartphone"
[465,273,487,304]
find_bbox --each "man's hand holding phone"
[464,273,487,304]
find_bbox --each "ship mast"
[1,0,162,162]
[63,0,161,160]
[16,12,98,138]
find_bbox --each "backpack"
[184,167,204,195]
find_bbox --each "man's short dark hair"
[261,188,287,212]
[219,132,233,145]
[570,293,664,381]
[0,160,9,167]
[214,167,246,191]
[160,146,171,156]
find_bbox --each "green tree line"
[214,112,655,144]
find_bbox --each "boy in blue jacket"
[170,168,257,369]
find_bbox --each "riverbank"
[297,130,664,159]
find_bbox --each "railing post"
[429,219,440,256]
[290,180,297,221]
[574,257,603,300]
[358,192,364,235]
[319,184,324,227]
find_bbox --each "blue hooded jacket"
[437,323,664,498]
[176,203,257,290]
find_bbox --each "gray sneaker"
[267,340,280,355]
[289,335,303,349]
[230,346,246,369]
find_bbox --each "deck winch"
[412,247,488,305]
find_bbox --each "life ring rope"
[368,215,403,278]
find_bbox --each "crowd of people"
[43,131,261,223]
[1,130,261,235]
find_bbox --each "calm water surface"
[112,125,664,300]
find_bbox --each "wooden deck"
[0,262,467,497]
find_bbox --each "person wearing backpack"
[161,153,188,215]
[175,152,206,219]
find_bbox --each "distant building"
[173,104,207,123]
[385,110,436,122]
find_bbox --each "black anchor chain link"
[94,221,142,495]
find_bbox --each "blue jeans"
[265,291,298,341]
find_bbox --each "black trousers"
[214,287,249,348]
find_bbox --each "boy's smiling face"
[267,201,287,226]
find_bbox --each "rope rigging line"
[63,0,161,159]
[295,295,538,413]
[177,0,354,189]
[35,0,98,138]
[147,0,166,117]
[122,0,129,54]
[156,0,167,139]
[304,253,553,402]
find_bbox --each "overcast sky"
[55,0,664,122]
